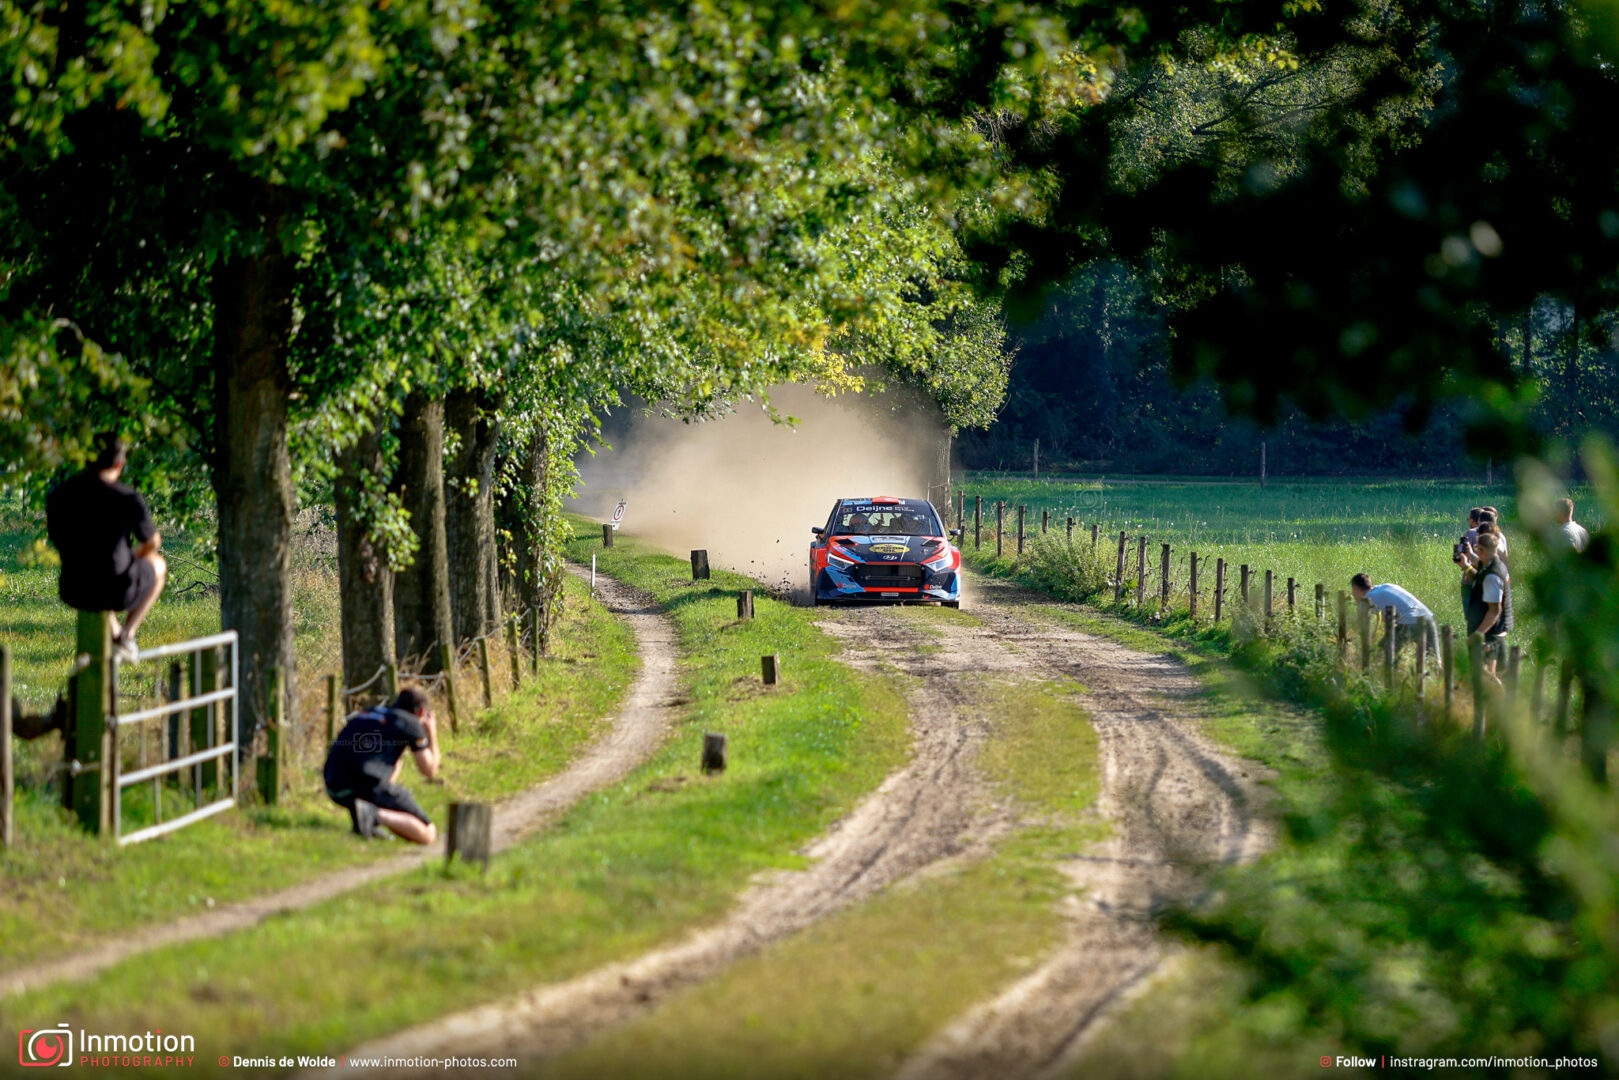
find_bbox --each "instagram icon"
[18,1023,72,1067]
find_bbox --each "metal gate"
[108,630,240,845]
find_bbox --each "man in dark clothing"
[44,435,167,661]
[323,686,440,842]
[1462,532,1513,685]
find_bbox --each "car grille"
[855,563,925,589]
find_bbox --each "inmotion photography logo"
[18,1023,71,1068]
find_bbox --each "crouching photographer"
[323,686,440,843]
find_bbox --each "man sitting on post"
[44,434,168,661]
[1349,573,1440,663]
[324,686,440,842]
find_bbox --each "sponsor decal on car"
[868,544,908,554]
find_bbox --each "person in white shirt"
[1350,573,1440,662]
[1555,497,1590,552]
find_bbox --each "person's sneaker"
[112,635,139,663]
[353,799,379,839]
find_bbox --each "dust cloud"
[570,384,950,600]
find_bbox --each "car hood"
[826,534,946,562]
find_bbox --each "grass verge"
[0,523,910,1072]
[543,672,1108,1080]
[0,573,633,970]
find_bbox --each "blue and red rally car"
[809,496,962,607]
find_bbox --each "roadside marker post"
[447,802,492,871]
[737,590,754,621]
[690,549,711,580]
[761,655,781,685]
[702,732,728,775]
[601,523,614,548]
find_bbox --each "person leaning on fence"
[323,686,440,843]
[1555,497,1590,553]
[1349,573,1440,663]
[1461,532,1513,685]
[44,433,168,662]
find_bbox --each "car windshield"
[832,508,939,536]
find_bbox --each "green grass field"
[953,474,1601,666]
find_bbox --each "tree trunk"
[334,420,396,691]
[211,183,296,764]
[445,387,501,643]
[393,392,454,673]
[518,422,560,656]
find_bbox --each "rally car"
[810,496,962,607]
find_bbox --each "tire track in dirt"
[330,612,1014,1076]
[0,565,675,1001]
[892,575,1275,1080]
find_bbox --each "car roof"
[837,497,934,511]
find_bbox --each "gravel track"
[0,564,675,1001]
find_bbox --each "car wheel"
[943,600,960,609]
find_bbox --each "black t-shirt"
[45,470,157,611]
[323,707,431,790]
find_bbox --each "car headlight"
[827,550,857,568]
[922,547,958,572]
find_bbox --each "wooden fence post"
[1264,569,1273,621]
[957,492,966,532]
[1416,633,1428,703]
[1066,517,1075,542]
[761,655,781,685]
[690,549,711,580]
[1160,543,1171,611]
[1506,646,1521,707]
[1090,523,1099,548]
[1382,607,1396,689]
[1214,558,1226,622]
[438,643,461,734]
[384,660,399,700]
[1114,532,1127,601]
[1017,505,1026,554]
[71,611,112,834]
[974,496,982,550]
[1315,583,1325,620]
[737,590,754,621]
[602,523,614,548]
[507,614,522,689]
[1135,534,1147,608]
[1469,635,1486,737]
[1041,508,1049,535]
[1189,553,1199,620]
[1358,599,1371,672]
[446,802,492,871]
[326,673,340,744]
[529,606,542,672]
[1239,565,1250,607]
[167,661,183,764]
[996,502,1005,557]
[1441,625,1455,719]
[1287,577,1296,614]
[702,732,728,775]
[477,638,494,708]
[257,665,283,805]
[1337,591,1348,666]
[1,644,12,848]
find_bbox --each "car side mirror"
[949,528,963,540]
[811,526,824,536]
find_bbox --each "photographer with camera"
[323,686,440,843]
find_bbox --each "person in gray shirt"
[1350,573,1440,662]
[1555,497,1590,552]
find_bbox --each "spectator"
[44,434,168,661]
[1462,532,1512,685]
[1476,510,1509,560]
[1555,497,1590,552]
[323,686,441,842]
[1464,507,1482,547]
[1350,573,1440,662]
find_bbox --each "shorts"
[1482,634,1509,664]
[116,557,160,613]
[326,779,431,834]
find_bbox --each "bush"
[1015,533,1112,601]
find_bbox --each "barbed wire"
[342,665,388,697]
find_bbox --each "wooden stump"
[602,523,615,548]
[701,732,728,775]
[447,801,493,870]
[691,549,711,580]
[737,590,754,621]
[761,655,781,685]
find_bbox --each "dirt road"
[0,565,676,1001]
[339,573,1271,1079]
